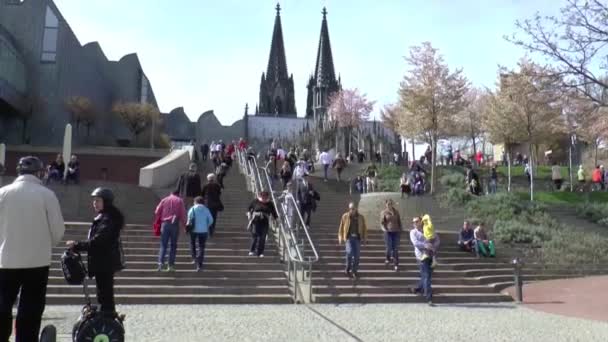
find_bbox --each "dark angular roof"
[314,7,336,87]
[266,3,289,82]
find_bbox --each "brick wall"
[4,151,157,184]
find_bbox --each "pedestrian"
[67,187,125,317]
[202,173,224,237]
[337,202,368,279]
[155,189,187,272]
[186,196,214,271]
[216,161,229,189]
[247,191,278,257]
[551,162,563,191]
[176,163,202,209]
[266,155,277,180]
[319,149,332,182]
[332,153,346,182]
[365,163,378,192]
[409,216,440,306]
[279,161,292,190]
[201,142,209,161]
[0,156,65,341]
[380,199,402,271]
[296,174,320,227]
[489,165,498,194]
[577,165,586,192]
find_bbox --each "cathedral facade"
[255,4,340,123]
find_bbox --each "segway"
[61,249,125,342]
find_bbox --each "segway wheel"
[73,314,125,342]
[39,325,56,342]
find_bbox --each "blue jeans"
[489,179,497,193]
[158,221,179,266]
[384,231,401,265]
[416,258,433,300]
[323,164,329,180]
[190,232,208,267]
[345,237,361,273]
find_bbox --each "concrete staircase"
[46,165,293,305]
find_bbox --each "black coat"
[75,209,124,277]
[296,181,320,210]
[178,172,202,198]
[202,182,223,210]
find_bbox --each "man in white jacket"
[0,156,65,341]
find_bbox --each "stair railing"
[236,150,319,303]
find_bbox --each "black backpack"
[61,249,87,285]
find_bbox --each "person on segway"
[66,187,125,317]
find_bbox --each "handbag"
[186,213,195,233]
[153,213,161,237]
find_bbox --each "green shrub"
[439,172,465,188]
[439,187,473,207]
[576,202,608,225]
[493,219,552,245]
[542,230,608,265]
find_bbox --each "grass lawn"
[495,165,569,180]
[514,190,608,204]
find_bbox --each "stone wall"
[139,149,190,189]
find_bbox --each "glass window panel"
[41,52,56,62]
[45,6,59,27]
[42,27,58,52]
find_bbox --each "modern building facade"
[0,0,158,146]
[257,4,297,117]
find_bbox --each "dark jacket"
[177,172,202,198]
[296,181,320,210]
[202,182,223,210]
[75,208,125,277]
[248,199,278,228]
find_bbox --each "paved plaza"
[35,303,608,341]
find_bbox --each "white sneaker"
[259,254,264,258]
[248,252,255,256]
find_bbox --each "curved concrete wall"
[139,149,190,188]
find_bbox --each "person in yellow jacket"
[421,214,438,268]
[338,202,368,279]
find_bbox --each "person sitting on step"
[474,223,496,257]
[458,220,475,253]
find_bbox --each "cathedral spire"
[266,3,289,82]
[314,7,337,87]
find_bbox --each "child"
[421,214,438,267]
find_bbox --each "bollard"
[512,257,523,303]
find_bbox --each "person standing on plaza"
[155,190,187,272]
[186,196,214,271]
[409,216,440,306]
[551,162,563,191]
[201,142,209,161]
[380,199,402,271]
[338,202,368,279]
[247,191,278,257]
[488,165,498,194]
[67,187,125,317]
[177,162,202,209]
[202,173,223,237]
[0,156,65,341]
[319,149,332,182]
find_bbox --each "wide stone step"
[313,284,498,295]
[313,293,512,304]
[311,277,485,286]
[47,276,288,286]
[46,294,294,305]
[47,284,291,295]
[50,261,284,270]
[49,269,285,278]
[50,253,280,264]
[314,269,466,278]
[52,247,279,256]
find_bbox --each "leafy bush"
[493,219,552,245]
[439,187,473,207]
[576,202,608,226]
[439,172,465,188]
[541,230,608,265]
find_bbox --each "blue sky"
[54,0,561,125]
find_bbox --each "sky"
[53,0,562,126]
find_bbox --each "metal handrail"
[236,150,319,303]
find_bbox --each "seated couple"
[458,221,495,257]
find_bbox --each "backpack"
[61,249,87,285]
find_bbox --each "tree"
[455,88,487,165]
[494,59,564,200]
[113,102,160,144]
[66,96,96,139]
[328,88,375,155]
[508,0,608,105]
[397,42,469,194]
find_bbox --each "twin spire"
[258,3,339,117]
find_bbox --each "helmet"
[61,249,86,285]
[16,156,44,175]
[91,187,114,205]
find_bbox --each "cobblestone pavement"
[31,303,608,341]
